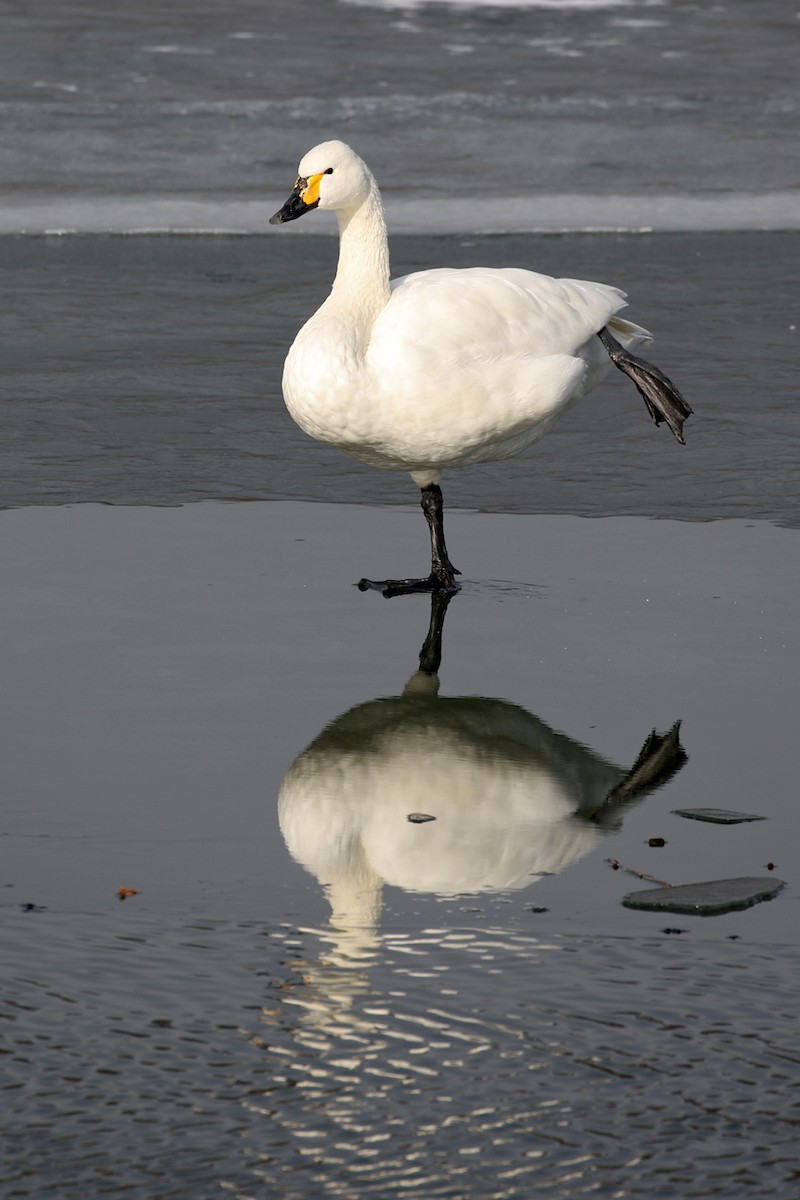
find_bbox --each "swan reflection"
[279,594,686,933]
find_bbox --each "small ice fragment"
[623,876,785,916]
[672,807,765,824]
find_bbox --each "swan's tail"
[598,325,692,444]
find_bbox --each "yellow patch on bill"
[301,172,324,206]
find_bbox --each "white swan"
[270,140,691,596]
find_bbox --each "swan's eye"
[324,167,333,175]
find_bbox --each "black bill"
[269,180,318,225]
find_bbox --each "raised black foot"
[357,571,461,600]
[598,326,692,444]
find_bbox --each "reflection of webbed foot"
[357,569,461,600]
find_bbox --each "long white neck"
[328,180,392,339]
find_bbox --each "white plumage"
[271,140,690,595]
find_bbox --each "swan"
[270,140,692,596]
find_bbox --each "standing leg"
[421,483,461,589]
[358,483,461,598]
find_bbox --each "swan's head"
[269,140,375,225]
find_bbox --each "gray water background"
[3,229,798,522]
[2,1,799,1198]
[1,0,798,233]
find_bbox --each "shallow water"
[3,230,799,524]
[4,913,798,1199]
[2,503,799,1198]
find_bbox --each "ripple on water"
[1,912,798,1198]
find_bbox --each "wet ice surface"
[2,216,799,1200]
[2,502,799,1198]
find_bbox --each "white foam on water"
[344,0,638,10]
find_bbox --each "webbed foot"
[357,570,461,599]
[358,481,461,598]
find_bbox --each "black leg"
[421,483,460,583]
[358,483,462,598]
